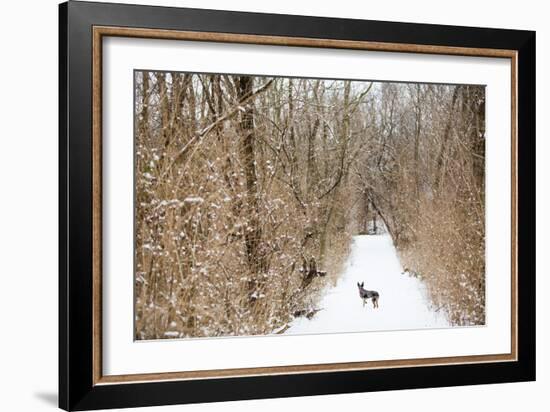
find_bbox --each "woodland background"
[134,72,486,339]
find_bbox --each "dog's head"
[357,282,364,289]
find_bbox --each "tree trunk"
[236,76,264,287]
[434,86,460,192]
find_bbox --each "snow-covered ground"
[285,234,450,335]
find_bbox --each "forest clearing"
[133,71,486,340]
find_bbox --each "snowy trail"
[285,234,449,335]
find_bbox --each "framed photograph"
[59,1,535,410]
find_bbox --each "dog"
[357,282,379,308]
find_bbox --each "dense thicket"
[134,72,485,339]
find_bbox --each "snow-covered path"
[285,234,449,335]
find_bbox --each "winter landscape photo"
[134,71,486,340]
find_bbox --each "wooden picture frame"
[59,1,535,410]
